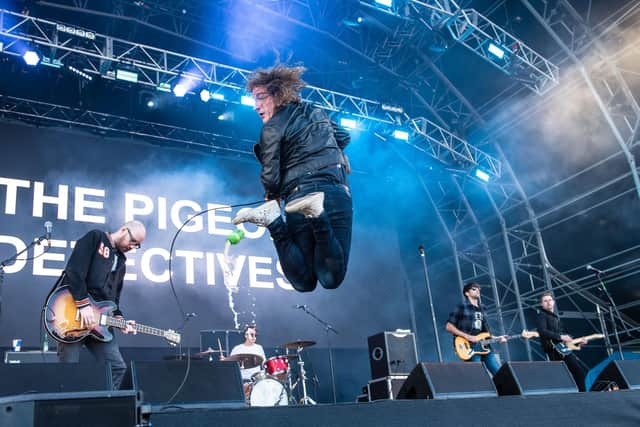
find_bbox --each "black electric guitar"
[44,285,181,345]
[454,330,539,361]
[553,334,604,356]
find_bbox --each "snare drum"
[265,356,289,381]
[249,377,288,407]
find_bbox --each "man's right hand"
[467,334,481,343]
[79,306,96,329]
[560,334,572,342]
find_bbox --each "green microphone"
[227,229,245,245]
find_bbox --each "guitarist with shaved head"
[56,220,146,390]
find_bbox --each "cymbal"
[225,353,264,369]
[283,340,316,349]
[194,348,224,358]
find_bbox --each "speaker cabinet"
[367,375,407,401]
[397,362,497,399]
[0,391,138,427]
[592,360,640,391]
[121,360,245,407]
[368,331,418,378]
[0,363,112,397]
[493,361,578,396]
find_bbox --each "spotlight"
[488,42,505,60]
[200,88,211,102]
[139,90,159,110]
[146,99,157,109]
[173,83,188,97]
[115,69,139,83]
[392,130,409,141]
[23,50,40,66]
[474,168,491,183]
[68,65,93,81]
[340,117,357,129]
[211,93,225,101]
[157,82,171,92]
[241,95,255,107]
[375,0,393,8]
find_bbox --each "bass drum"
[249,377,288,407]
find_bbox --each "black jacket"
[253,102,350,199]
[61,229,127,316]
[536,308,564,354]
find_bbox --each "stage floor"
[147,390,640,427]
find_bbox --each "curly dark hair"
[246,65,306,109]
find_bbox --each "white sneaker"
[285,192,325,218]
[232,200,281,227]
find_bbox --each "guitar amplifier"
[368,331,418,378]
[4,351,59,364]
[367,375,407,401]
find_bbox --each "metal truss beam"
[396,0,560,95]
[0,94,255,155]
[0,8,502,178]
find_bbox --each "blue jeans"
[58,336,127,390]
[268,181,353,292]
[471,351,502,376]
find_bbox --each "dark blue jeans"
[58,335,127,390]
[268,182,353,292]
[470,351,502,376]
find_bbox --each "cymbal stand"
[296,346,316,405]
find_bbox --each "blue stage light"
[211,93,225,101]
[173,83,188,97]
[241,95,255,107]
[340,117,357,129]
[23,50,40,66]
[375,0,393,8]
[488,43,505,59]
[392,130,409,141]
[475,168,491,182]
[200,89,211,102]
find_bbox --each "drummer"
[228,324,266,382]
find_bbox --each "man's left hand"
[498,335,508,343]
[115,316,137,334]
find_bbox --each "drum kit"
[198,339,318,407]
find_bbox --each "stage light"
[211,93,225,101]
[488,43,505,60]
[392,130,409,141]
[474,168,490,182]
[146,99,157,109]
[23,50,40,66]
[375,0,393,7]
[241,95,255,107]
[116,69,139,83]
[173,82,188,97]
[200,89,211,102]
[157,82,171,92]
[340,117,357,129]
[68,65,93,81]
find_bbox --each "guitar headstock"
[165,329,181,346]
[522,330,539,339]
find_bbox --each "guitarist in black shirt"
[536,292,588,391]
[56,221,146,390]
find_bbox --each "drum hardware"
[283,340,316,349]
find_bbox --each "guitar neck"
[481,334,521,345]
[106,317,167,338]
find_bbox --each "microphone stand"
[594,273,625,359]
[0,233,48,318]
[419,246,443,362]
[298,305,339,404]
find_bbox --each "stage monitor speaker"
[368,331,418,378]
[493,361,578,396]
[121,360,245,407]
[396,362,497,400]
[0,362,112,397]
[592,360,640,391]
[0,390,138,427]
